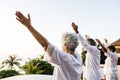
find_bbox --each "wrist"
[27,25,32,29]
[76,30,79,33]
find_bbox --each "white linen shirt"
[104,51,118,80]
[46,43,82,80]
[77,33,101,80]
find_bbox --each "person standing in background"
[96,39,119,80]
[71,22,101,80]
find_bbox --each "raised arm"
[71,22,92,51]
[15,11,49,51]
[95,39,107,53]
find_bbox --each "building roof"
[111,38,120,53]
[111,38,120,46]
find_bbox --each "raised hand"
[85,34,90,40]
[95,39,101,43]
[71,22,79,33]
[104,38,108,44]
[15,11,31,28]
[95,38,108,52]
[15,11,49,50]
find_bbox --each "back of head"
[61,32,79,51]
[107,45,116,53]
[87,38,96,46]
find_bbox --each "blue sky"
[0,0,120,62]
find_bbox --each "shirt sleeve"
[77,33,91,51]
[46,43,67,65]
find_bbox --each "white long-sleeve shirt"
[104,51,118,80]
[46,44,82,80]
[77,33,101,80]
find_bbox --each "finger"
[76,25,78,28]
[72,22,75,26]
[95,39,99,42]
[16,17,22,23]
[15,11,19,15]
[15,11,25,20]
[28,13,30,20]
[28,13,31,22]
[15,11,21,17]
[16,17,20,21]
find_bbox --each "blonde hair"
[61,32,79,51]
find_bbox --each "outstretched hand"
[104,38,108,43]
[85,34,90,40]
[95,38,108,52]
[15,11,31,28]
[71,22,79,33]
[95,39,101,43]
[15,11,49,51]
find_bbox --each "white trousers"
[106,74,119,80]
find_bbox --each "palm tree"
[2,55,21,70]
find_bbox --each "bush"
[21,58,54,75]
[0,69,20,79]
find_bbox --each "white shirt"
[104,51,118,75]
[77,33,101,80]
[46,44,82,80]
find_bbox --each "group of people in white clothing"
[15,11,119,80]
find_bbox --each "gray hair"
[61,32,79,51]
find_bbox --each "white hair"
[61,32,79,51]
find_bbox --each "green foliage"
[21,58,54,75]
[81,49,87,66]
[37,60,54,75]
[0,70,20,79]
